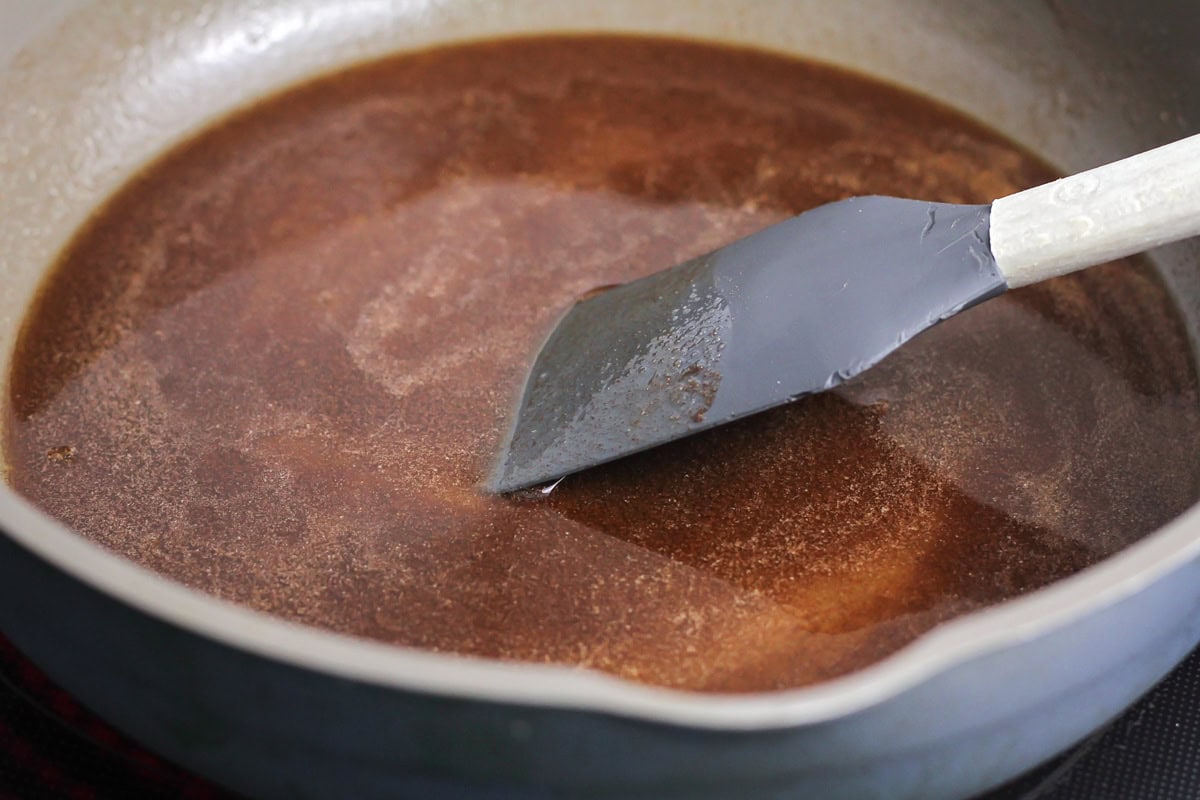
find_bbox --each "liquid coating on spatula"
[489,135,1200,492]
[489,197,1002,492]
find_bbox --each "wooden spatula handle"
[990,133,1200,288]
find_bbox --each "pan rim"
[2,0,1198,733]
[2,480,1198,730]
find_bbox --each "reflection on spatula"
[489,134,1200,493]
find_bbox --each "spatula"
[489,134,1200,493]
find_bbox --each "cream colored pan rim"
[0,0,1197,730]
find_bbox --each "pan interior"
[0,0,1198,708]
[4,26,1200,694]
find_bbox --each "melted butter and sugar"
[6,37,1200,693]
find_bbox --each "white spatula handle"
[990,134,1200,288]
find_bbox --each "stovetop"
[0,633,1197,799]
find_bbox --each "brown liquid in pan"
[5,37,1200,692]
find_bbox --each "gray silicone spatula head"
[488,133,1200,493]
[488,197,1003,492]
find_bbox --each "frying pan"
[1,1,1199,798]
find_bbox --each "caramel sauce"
[5,37,1199,692]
